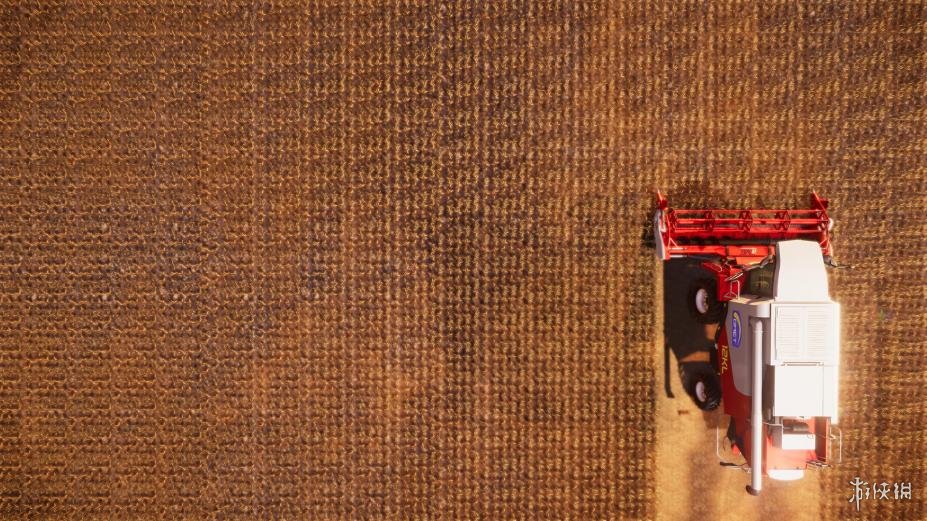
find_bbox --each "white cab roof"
[774,240,829,301]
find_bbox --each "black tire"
[678,361,722,411]
[688,277,726,324]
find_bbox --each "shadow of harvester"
[662,257,726,428]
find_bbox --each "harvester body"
[655,192,841,495]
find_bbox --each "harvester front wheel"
[688,278,725,324]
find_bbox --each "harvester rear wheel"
[678,361,721,411]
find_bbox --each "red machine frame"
[655,191,833,301]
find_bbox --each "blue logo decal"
[731,311,742,348]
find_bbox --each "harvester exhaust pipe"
[747,318,764,496]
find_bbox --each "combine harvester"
[654,192,843,495]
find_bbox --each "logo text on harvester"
[730,311,742,348]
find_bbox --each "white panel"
[773,365,824,417]
[781,433,817,450]
[771,303,838,365]
[768,469,805,481]
[806,307,832,359]
[774,240,829,301]
[774,307,803,360]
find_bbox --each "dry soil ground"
[2,2,925,519]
